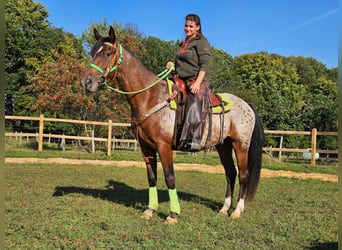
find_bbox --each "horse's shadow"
[53,180,222,216]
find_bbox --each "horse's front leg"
[158,144,180,224]
[140,145,159,220]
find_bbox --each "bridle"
[88,41,176,125]
[88,42,123,85]
[88,42,174,95]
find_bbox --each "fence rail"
[5,115,338,166]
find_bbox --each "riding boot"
[180,80,210,152]
[180,92,202,151]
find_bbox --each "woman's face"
[184,20,200,39]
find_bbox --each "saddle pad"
[211,93,234,114]
[168,79,178,110]
[167,79,233,113]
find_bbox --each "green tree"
[209,48,235,92]
[285,56,337,131]
[81,19,143,57]
[302,77,337,151]
[326,67,338,83]
[5,0,65,115]
[285,56,328,86]
[233,52,303,130]
[139,36,178,73]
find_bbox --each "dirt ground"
[5,157,337,182]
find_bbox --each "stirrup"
[184,139,201,152]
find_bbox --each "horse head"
[81,26,121,92]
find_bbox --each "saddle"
[168,77,231,112]
[172,76,188,106]
[168,77,233,150]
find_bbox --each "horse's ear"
[94,28,103,41]
[109,26,116,43]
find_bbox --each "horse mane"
[91,37,157,76]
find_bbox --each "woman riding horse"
[166,14,211,152]
[81,26,264,224]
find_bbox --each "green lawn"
[5,163,338,249]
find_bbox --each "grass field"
[5,162,338,249]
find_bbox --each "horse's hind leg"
[215,138,237,215]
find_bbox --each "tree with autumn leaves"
[30,34,132,136]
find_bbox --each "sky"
[37,0,338,69]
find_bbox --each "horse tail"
[246,105,265,200]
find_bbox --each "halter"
[88,42,174,95]
[88,42,123,83]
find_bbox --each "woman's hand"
[190,70,206,94]
[189,80,201,94]
[166,61,174,70]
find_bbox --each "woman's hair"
[185,14,204,38]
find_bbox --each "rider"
[166,14,212,151]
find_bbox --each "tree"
[233,52,303,130]
[208,48,237,93]
[5,0,65,115]
[31,57,129,138]
[301,77,337,151]
[81,19,143,57]
[285,56,328,86]
[139,36,178,73]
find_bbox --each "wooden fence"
[5,115,136,156]
[5,115,338,166]
[263,129,338,166]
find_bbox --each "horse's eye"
[105,52,111,58]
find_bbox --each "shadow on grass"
[306,241,338,250]
[53,180,222,216]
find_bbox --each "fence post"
[107,120,112,156]
[91,129,95,153]
[19,132,22,145]
[61,134,66,151]
[311,128,317,166]
[38,114,44,152]
[278,135,283,161]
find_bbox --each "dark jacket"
[174,36,211,82]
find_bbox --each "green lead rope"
[104,63,174,95]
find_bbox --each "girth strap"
[132,92,178,127]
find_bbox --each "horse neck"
[118,49,168,116]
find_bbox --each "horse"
[81,26,264,224]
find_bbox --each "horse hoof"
[218,209,228,215]
[141,208,154,220]
[230,211,240,219]
[164,215,178,224]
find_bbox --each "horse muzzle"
[81,76,102,92]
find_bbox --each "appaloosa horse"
[81,26,264,224]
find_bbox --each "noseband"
[89,42,123,82]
